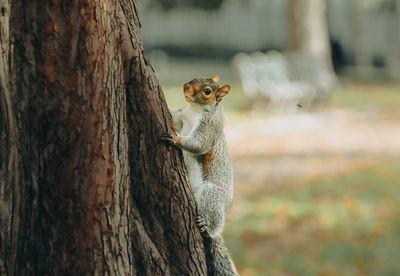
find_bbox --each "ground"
[163,82,400,276]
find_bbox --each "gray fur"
[204,235,238,276]
[170,102,238,275]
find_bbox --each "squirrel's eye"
[203,88,211,95]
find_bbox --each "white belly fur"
[177,105,204,202]
[183,152,204,203]
[179,105,202,137]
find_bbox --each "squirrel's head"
[183,75,231,106]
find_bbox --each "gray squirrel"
[161,76,238,276]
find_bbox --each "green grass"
[224,161,400,276]
[329,83,400,111]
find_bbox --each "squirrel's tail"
[203,234,238,276]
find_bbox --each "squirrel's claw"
[160,133,175,144]
[196,216,209,235]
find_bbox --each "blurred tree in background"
[289,0,336,89]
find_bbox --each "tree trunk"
[0,0,206,275]
[288,0,336,87]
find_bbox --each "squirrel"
[161,76,238,276]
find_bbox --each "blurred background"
[139,0,400,275]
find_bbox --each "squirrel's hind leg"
[196,183,229,238]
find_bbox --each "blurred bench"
[233,51,332,111]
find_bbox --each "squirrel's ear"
[210,75,220,82]
[216,84,231,103]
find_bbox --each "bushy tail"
[203,235,238,276]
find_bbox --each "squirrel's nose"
[183,85,194,96]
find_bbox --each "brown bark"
[119,2,207,275]
[0,0,206,275]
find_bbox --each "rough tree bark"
[120,2,207,275]
[0,0,206,275]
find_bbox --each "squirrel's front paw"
[161,133,182,146]
[161,133,175,145]
[196,216,210,237]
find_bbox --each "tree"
[0,0,206,275]
[288,0,336,90]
